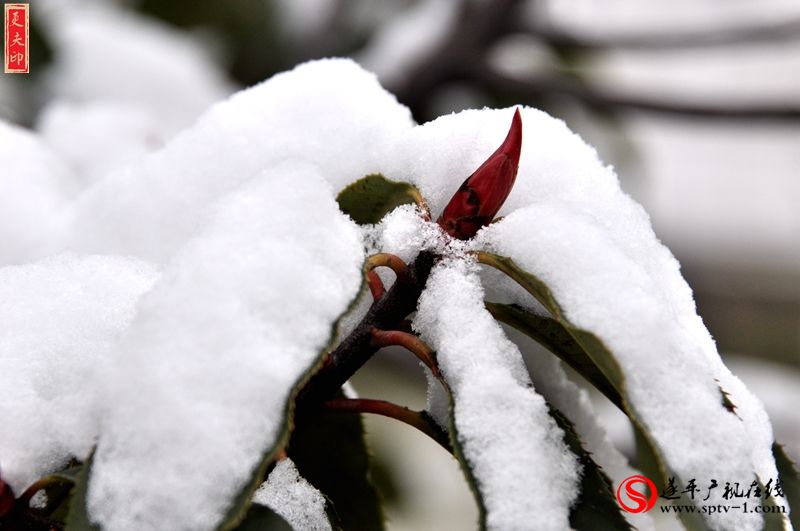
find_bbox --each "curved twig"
[370,328,441,378]
[325,397,451,451]
[364,253,412,285]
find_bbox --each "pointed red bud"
[437,108,522,240]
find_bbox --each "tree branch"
[474,63,800,122]
[525,17,800,51]
[298,252,435,409]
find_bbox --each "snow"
[39,4,232,136]
[506,327,656,531]
[254,458,331,531]
[87,168,363,531]
[0,254,157,492]
[65,59,413,262]
[37,101,166,188]
[0,55,789,530]
[0,121,77,265]
[726,357,800,460]
[457,107,783,530]
[414,259,580,531]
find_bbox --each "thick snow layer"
[86,167,363,531]
[0,254,157,492]
[414,260,579,531]
[0,121,78,265]
[254,458,332,531]
[66,59,413,262]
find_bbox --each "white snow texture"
[0,56,788,531]
[415,260,580,531]
[254,458,332,531]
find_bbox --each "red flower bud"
[0,473,15,518]
[437,108,522,240]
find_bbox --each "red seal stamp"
[4,3,29,74]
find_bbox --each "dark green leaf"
[336,174,425,225]
[773,443,799,530]
[548,407,632,531]
[233,504,292,531]
[485,302,622,409]
[64,453,100,531]
[288,404,382,531]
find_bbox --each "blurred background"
[1,0,797,529]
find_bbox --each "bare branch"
[474,64,800,122]
[525,17,800,51]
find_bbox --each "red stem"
[364,253,412,285]
[325,398,450,451]
[366,270,385,300]
[370,328,441,378]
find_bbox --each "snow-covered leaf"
[65,59,412,262]
[484,301,621,409]
[469,104,789,530]
[87,167,364,531]
[414,259,580,531]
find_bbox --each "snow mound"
[0,254,157,492]
[87,167,364,531]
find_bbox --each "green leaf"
[65,452,100,531]
[773,443,799,530]
[288,403,382,531]
[548,407,632,531]
[485,302,622,409]
[336,174,426,225]
[233,504,292,531]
